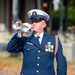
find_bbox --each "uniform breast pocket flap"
[24,43,34,51]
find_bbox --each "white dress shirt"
[34,32,44,44]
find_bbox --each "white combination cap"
[27,9,50,21]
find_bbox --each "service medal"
[45,44,48,52]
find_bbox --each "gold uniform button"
[36,70,39,73]
[37,56,40,59]
[37,63,40,66]
[38,50,40,53]
[28,48,30,50]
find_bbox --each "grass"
[0,57,22,73]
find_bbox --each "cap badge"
[32,11,37,16]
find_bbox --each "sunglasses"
[31,18,45,23]
[31,19,43,23]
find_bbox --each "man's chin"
[33,31,37,34]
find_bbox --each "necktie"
[36,36,40,44]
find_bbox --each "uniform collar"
[29,32,50,48]
[34,32,44,38]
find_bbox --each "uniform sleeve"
[6,33,24,53]
[56,37,67,75]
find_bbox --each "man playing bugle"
[6,9,67,75]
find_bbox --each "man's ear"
[43,20,46,28]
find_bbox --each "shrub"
[52,7,75,31]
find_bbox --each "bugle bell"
[12,19,32,33]
[13,19,22,30]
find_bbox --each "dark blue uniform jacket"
[6,32,67,75]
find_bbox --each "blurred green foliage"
[68,7,75,26]
[52,9,60,31]
[52,7,75,31]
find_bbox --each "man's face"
[31,20,46,33]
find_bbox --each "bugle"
[12,19,32,33]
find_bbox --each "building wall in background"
[0,0,5,31]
